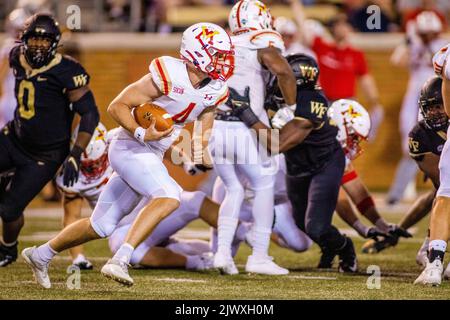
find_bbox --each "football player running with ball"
[415,45,450,286]
[0,14,100,267]
[229,54,358,273]
[22,22,233,288]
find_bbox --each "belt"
[215,110,241,122]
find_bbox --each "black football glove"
[62,145,83,187]
[366,227,388,240]
[227,87,259,127]
[388,225,412,238]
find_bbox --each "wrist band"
[134,127,146,144]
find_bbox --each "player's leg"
[415,126,450,285]
[272,201,312,252]
[101,141,182,285]
[22,173,140,288]
[62,194,92,270]
[212,163,244,274]
[307,149,357,272]
[0,151,60,267]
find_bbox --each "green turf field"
[1,203,449,300]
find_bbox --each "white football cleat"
[21,247,51,289]
[443,263,450,280]
[213,251,238,275]
[101,259,134,286]
[414,259,443,286]
[190,253,215,271]
[245,255,289,275]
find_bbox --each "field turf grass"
[1,200,450,300]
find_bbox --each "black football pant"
[0,127,60,223]
[286,147,346,252]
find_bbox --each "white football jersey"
[433,43,450,80]
[408,37,448,76]
[114,56,229,154]
[222,30,285,126]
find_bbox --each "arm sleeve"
[294,91,328,125]
[408,126,431,159]
[149,57,172,96]
[59,56,90,90]
[311,36,326,56]
[72,90,99,134]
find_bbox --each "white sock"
[185,255,201,270]
[429,239,447,253]
[217,216,238,256]
[251,227,272,258]
[235,222,250,242]
[352,220,370,238]
[32,242,57,266]
[375,218,390,233]
[113,243,134,264]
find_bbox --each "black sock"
[429,248,445,263]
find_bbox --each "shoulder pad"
[149,56,177,96]
[246,30,285,51]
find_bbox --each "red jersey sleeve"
[312,36,327,56]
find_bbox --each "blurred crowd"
[0,0,449,33]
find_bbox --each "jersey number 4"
[171,102,196,123]
[18,80,36,120]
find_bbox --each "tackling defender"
[230,54,358,272]
[22,22,233,287]
[0,14,99,266]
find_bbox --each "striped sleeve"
[149,57,172,95]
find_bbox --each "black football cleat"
[317,247,337,269]
[338,237,358,273]
[0,242,18,267]
[72,260,93,270]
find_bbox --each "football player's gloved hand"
[183,162,212,176]
[227,87,259,128]
[365,227,388,240]
[271,105,295,129]
[62,145,83,187]
[388,225,412,238]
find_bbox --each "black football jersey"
[283,88,340,177]
[9,45,90,162]
[409,120,447,161]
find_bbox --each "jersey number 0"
[18,80,36,120]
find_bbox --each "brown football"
[132,103,174,131]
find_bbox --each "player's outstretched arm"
[107,74,172,141]
[288,0,313,47]
[258,47,297,106]
[63,86,100,187]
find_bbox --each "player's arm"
[443,76,450,117]
[288,0,313,46]
[62,85,99,187]
[192,106,215,167]
[107,74,173,142]
[251,117,313,153]
[257,47,297,106]
[390,42,410,68]
[414,153,440,189]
